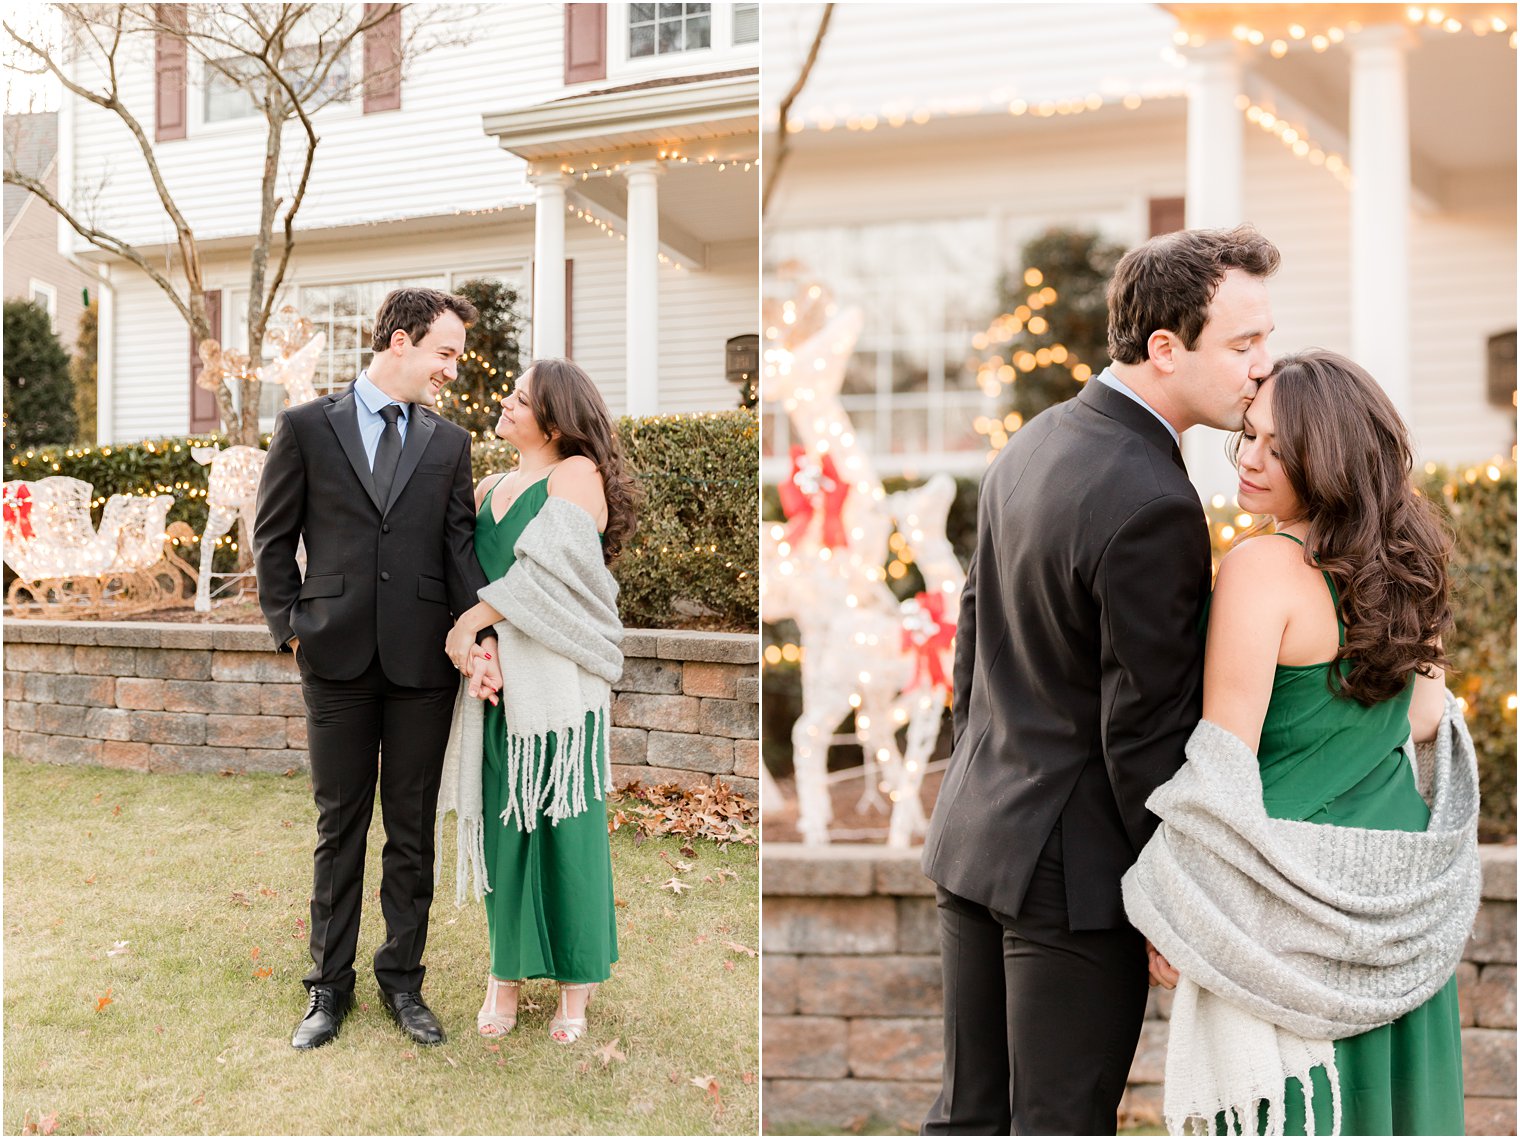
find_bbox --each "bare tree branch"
[762,3,834,219]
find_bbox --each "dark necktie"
[373,404,403,509]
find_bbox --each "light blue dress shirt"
[1095,367,1179,446]
[353,371,409,469]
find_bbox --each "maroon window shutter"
[190,290,223,434]
[564,4,607,85]
[154,5,188,142]
[363,3,403,113]
[1148,197,1187,238]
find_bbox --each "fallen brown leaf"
[723,940,757,958]
[252,966,273,979]
[94,987,113,1012]
[659,877,692,895]
[593,1037,627,1068]
[250,946,261,960]
[689,1074,724,1115]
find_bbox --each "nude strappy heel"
[476,976,521,1037]
[548,982,598,1044]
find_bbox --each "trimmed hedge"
[4,409,758,632]
[762,464,1516,838]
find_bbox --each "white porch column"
[624,160,663,416]
[1182,41,1246,504]
[1349,26,1412,416]
[530,172,571,360]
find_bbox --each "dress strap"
[479,472,508,514]
[1271,532,1345,647]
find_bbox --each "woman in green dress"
[443,358,639,1045]
[1144,349,1465,1135]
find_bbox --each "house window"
[203,46,351,124]
[298,277,447,398]
[733,3,759,44]
[764,217,1000,477]
[29,281,58,330]
[629,3,711,58]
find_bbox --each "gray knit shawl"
[435,495,623,905]
[1122,690,1480,1042]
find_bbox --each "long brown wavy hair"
[517,357,640,564]
[1246,349,1452,705]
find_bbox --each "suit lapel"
[325,388,385,515]
[383,406,436,516]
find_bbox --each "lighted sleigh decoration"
[2,476,199,618]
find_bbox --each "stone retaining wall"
[762,844,1517,1135]
[2,621,758,800]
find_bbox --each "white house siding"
[762,3,1184,125]
[108,269,196,443]
[1407,177,1517,465]
[658,239,758,413]
[103,213,748,441]
[67,5,562,251]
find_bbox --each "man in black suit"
[254,287,496,1050]
[920,226,1280,1134]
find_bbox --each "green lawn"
[4,757,758,1135]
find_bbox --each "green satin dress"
[476,477,618,984]
[1221,533,1464,1136]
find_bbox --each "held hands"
[445,619,477,673]
[1146,939,1179,990]
[466,642,502,706]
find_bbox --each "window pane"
[630,22,656,56]
[658,3,683,17]
[888,407,929,455]
[733,2,759,43]
[630,3,655,21]
[658,17,683,53]
[891,349,930,394]
[685,11,711,49]
[842,351,878,396]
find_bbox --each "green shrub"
[475,409,758,630]
[4,299,78,453]
[6,410,759,632]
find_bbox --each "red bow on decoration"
[778,445,850,549]
[3,483,35,541]
[901,590,955,692]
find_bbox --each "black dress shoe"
[380,989,446,1046]
[291,985,353,1050]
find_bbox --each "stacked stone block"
[3,621,759,800]
[762,843,1518,1135]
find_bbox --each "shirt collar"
[355,371,408,420]
[1095,368,1179,445]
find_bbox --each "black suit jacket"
[920,379,1210,930]
[252,385,487,689]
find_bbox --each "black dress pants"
[298,647,457,996]
[921,820,1149,1136]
